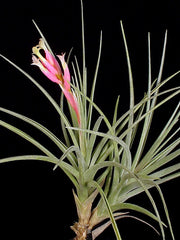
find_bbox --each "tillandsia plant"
[0,1,180,240]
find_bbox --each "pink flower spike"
[32,38,80,124]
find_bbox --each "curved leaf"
[0,107,67,153]
[0,120,55,158]
[111,202,166,227]
[0,54,79,147]
[0,154,79,188]
[88,180,122,240]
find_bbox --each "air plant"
[0,1,179,240]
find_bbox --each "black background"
[0,0,179,239]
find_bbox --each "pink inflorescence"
[32,38,80,124]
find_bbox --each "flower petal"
[57,54,71,91]
[45,50,62,74]
[32,55,46,71]
[42,56,60,76]
[42,69,61,84]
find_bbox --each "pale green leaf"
[0,54,79,147]
[111,202,166,227]
[0,120,55,158]
[88,180,122,240]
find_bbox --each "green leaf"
[120,21,134,170]
[118,88,180,143]
[86,116,104,166]
[0,107,68,153]
[114,71,180,137]
[67,127,132,179]
[136,102,180,172]
[0,154,79,188]
[143,144,180,175]
[113,96,120,126]
[88,180,122,240]
[0,120,55,158]
[0,155,58,164]
[86,160,166,238]
[111,202,166,227]
[131,33,153,170]
[87,31,102,130]
[59,92,71,147]
[154,183,175,240]
[32,20,55,57]
[151,163,180,180]
[0,54,79,147]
